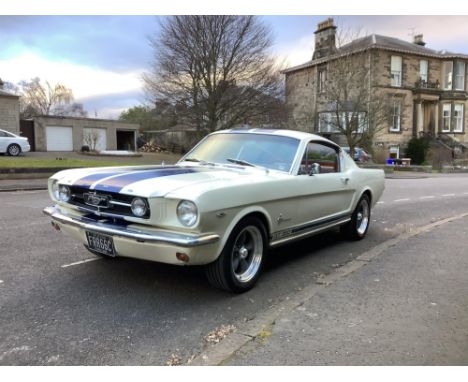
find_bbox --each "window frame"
[390,99,402,132]
[442,103,451,132]
[391,56,402,87]
[318,68,327,94]
[298,141,341,175]
[443,61,453,90]
[454,61,466,91]
[419,60,428,82]
[454,103,464,133]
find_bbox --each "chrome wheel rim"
[231,226,263,283]
[9,145,19,156]
[356,198,370,235]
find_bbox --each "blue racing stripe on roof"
[91,167,202,193]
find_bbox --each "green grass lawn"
[0,157,155,168]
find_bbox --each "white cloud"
[0,51,143,101]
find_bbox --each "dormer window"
[391,56,402,87]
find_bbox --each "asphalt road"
[1,174,468,365]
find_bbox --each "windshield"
[182,133,300,173]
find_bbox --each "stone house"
[283,18,468,159]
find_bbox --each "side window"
[299,142,340,175]
[0,131,7,137]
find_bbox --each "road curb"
[0,186,47,192]
[188,211,468,366]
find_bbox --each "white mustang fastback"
[44,129,385,292]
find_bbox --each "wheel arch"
[218,206,272,250]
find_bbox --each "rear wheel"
[341,194,371,240]
[205,217,267,293]
[7,144,21,156]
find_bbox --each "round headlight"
[131,197,148,217]
[52,180,60,200]
[58,185,71,202]
[177,200,198,227]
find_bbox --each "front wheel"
[205,217,267,293]
[7,144,21,156]
[341,194,371,240]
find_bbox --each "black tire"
[205,217,267,293]
[341,194,371,240]
[7,144,21,156]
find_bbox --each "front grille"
[68,186,150,219]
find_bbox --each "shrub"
[405,137,430,165]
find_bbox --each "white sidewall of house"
[46,126,73,151]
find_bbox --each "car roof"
[212,128,334,144]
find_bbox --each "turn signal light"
[176,252,189,263]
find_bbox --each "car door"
[295,141,356,225]
[0,131,9,152]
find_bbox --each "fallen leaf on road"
[204,324,236,344]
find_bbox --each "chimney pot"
[413,34,426,47]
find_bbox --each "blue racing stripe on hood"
[73,171,128,188]
[91,167,204,193]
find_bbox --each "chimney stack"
[313,18,337,60]
[413,34,426,47]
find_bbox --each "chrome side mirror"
[309,163,321,176]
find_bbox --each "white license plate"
[86,231,116,257]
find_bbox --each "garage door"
[46,126,73,151]
[83,128,107,151]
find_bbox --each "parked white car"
[0,128,30,156]
[44,129,385,292]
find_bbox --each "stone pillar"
[434,102,439,134]
[417,102,424,135]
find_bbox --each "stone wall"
[0,95,20,134]
[33,116,139,151]
[285,67,317,132]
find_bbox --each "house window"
[389,145,400,159]
[391,56,402,87]
[390,100,401,132]
[454,61,466,91]
[318,69,327,93]
[318,113,338,133]
[454,104,464,132]
[419,60,428,82]
[442,104,451,132]
[443,61,453,90]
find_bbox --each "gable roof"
[0,89,19,98]
[283,34,468,74]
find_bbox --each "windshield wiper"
[183,157,216,166]
[226,158,256,167]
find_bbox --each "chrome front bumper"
[43,205,219,248]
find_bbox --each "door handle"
[341,177,350,184]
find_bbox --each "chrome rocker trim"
[43,206,219,248]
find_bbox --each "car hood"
[54,164,284,199]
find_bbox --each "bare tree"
[316,30,391,157]
[143,16,285,132]
[83,129,101,152]
[17,77,87,118]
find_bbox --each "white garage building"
[32,116,139,152]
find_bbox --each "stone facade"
[33,116,140,151]
[284,20,468,158]
[0,92,20,134]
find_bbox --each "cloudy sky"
[1,15,468,119]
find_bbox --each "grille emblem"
[83,192,110,208]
